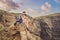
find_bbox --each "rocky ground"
[0,9,60,40]
[36,13,60,40]
[0,10,41,40]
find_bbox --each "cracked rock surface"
[0,10,41,40]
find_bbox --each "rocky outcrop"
[46,16,60,40]
[0,9,60,40]
[0,10,41,40]
[36,13,60,40]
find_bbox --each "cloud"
[28,8,40,13]
[40,2,51,11]
[0,0,20,10]
[0,0,31,11]
[40,5,48,11]
[23,8,41,17]
[54,0,60,3]
[45,2,51,8]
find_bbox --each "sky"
[0,0,60,17]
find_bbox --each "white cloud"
[54,0,60,3]
[0,0,21,10]
[41,5,48,11]
[40,2,51,11]
[0,0,32,13]
[45,2,51,8]
[0,0,31,11]
[28,8,40,13]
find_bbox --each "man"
[18,16,23,23]
[14,16,23,26]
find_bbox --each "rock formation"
[0,9,60,40]
[36,13,60,40]
[0,10,41,40]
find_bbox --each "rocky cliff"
[0,9,60,40]
[35,13,60,40]
[0,10,41,40]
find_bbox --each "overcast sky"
[0,0,60,17]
